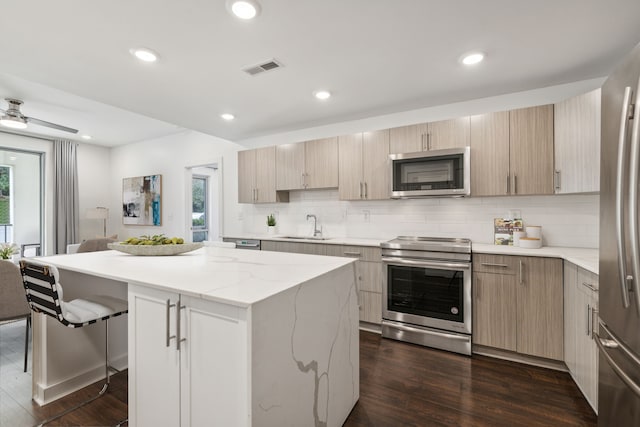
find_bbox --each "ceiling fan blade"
[26,116,78,134]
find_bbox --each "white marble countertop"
[38,247,355,308]
[225,235,387,247]
[225,235,599,274]
[472,244,599,275]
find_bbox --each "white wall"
[77,143,111,240]
[108,130,244,241]
[231,78,604,248]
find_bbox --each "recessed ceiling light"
[0,116,27,129]
[221,113,235,121]
[227,0,261,20]
[81,135,92,140]
[130,47,159,63]
[461,52,485,65]
[314,90,331,100]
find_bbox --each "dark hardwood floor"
[345,331,597,427]
[1,321,596,426]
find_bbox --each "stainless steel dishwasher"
[222,238,261,250]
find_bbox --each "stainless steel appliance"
[380,236,472,355]
[598,41,640,425]
[222,238,261,250]
[389,147,470,198]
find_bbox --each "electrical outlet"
[363,210,370,222]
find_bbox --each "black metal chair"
[20,259,128,426]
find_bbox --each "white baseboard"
[34,353,127,406]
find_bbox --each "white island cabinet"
[33,247,359,427]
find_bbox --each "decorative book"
[494,218,524,245]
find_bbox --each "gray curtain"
[53,140,79,254]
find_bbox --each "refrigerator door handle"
[599,319,640,367]
[616,85,634,309]
[595,335,640,398]
[629,75,640,315]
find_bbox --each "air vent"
[242,59,283,76]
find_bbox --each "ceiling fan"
[0,98,78,134]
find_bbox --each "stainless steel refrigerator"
[599,41,640,425]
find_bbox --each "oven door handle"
[385,321,471,342]
[382,257,471,270]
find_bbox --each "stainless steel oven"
[381,236,472,355]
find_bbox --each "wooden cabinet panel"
[473,272,517,351]
[389,123,425,154]
[261,240,327,255]
[276,143,304,190]
[338,133,364,200]
[255,146,277,203]
[470,111,510,196]
[509,105,554,195]
[359,261,382,293]
[473,253,519,275]
[362,130,391,200]
[554,89,601,194]
[516,256,563,360]
[564,261,578,374]
[305,137,338,189]
[359,291,382,324]
[237,150,256,203]
[428,117,470,150]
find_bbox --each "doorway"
[185,160,223,243]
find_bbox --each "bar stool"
[19,259,128,426]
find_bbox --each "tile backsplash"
[240,191,599,248]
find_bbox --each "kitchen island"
[30,247,359,427]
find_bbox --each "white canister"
[519,237,542,249]
[513,231,527,246]
[526,225,542,240]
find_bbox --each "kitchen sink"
[280,236,332,241]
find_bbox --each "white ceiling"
[1,0,640,146]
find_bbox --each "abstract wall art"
[122,174,162,226]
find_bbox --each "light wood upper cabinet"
[472,254,563,361]
[389,118,469,154]
[389,123,426,154]
[429,117,470,150]
[339,130,390,200]
[470,111,510,196]
[275,137,338,191]
[237,150,256,204]
[554,88,601,194]
[275,143,304,190]
[509,105,555,195]
[238,147,286,204]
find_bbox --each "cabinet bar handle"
[176,298,186,351]
[364,182,368,198]
[421,134,425,151]
[480,262,508,268]
[586,304,591,336]
[359,182,363,199]
[166,299,176,348]
[519,260,523,285]
[344,251,362,257]
[591,307,598,339]
[514,175,518,194]
[581,282,599,292]
[506,175,510,194]
[554,170,561,191]
[427,133,432,150]
[301,173,305,188]
[255,188,259,202]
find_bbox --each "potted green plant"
[267,214,277,234]
[0,242,20,261]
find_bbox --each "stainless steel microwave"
[389,147,470,198]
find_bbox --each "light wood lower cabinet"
[261,240,383,324]
[564,261,599,412]
[129,285,247,426]
[472,254,563,361]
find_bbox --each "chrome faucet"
[306,214,322,237]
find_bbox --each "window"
[0,165,11,243]
[192,175,208,242]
